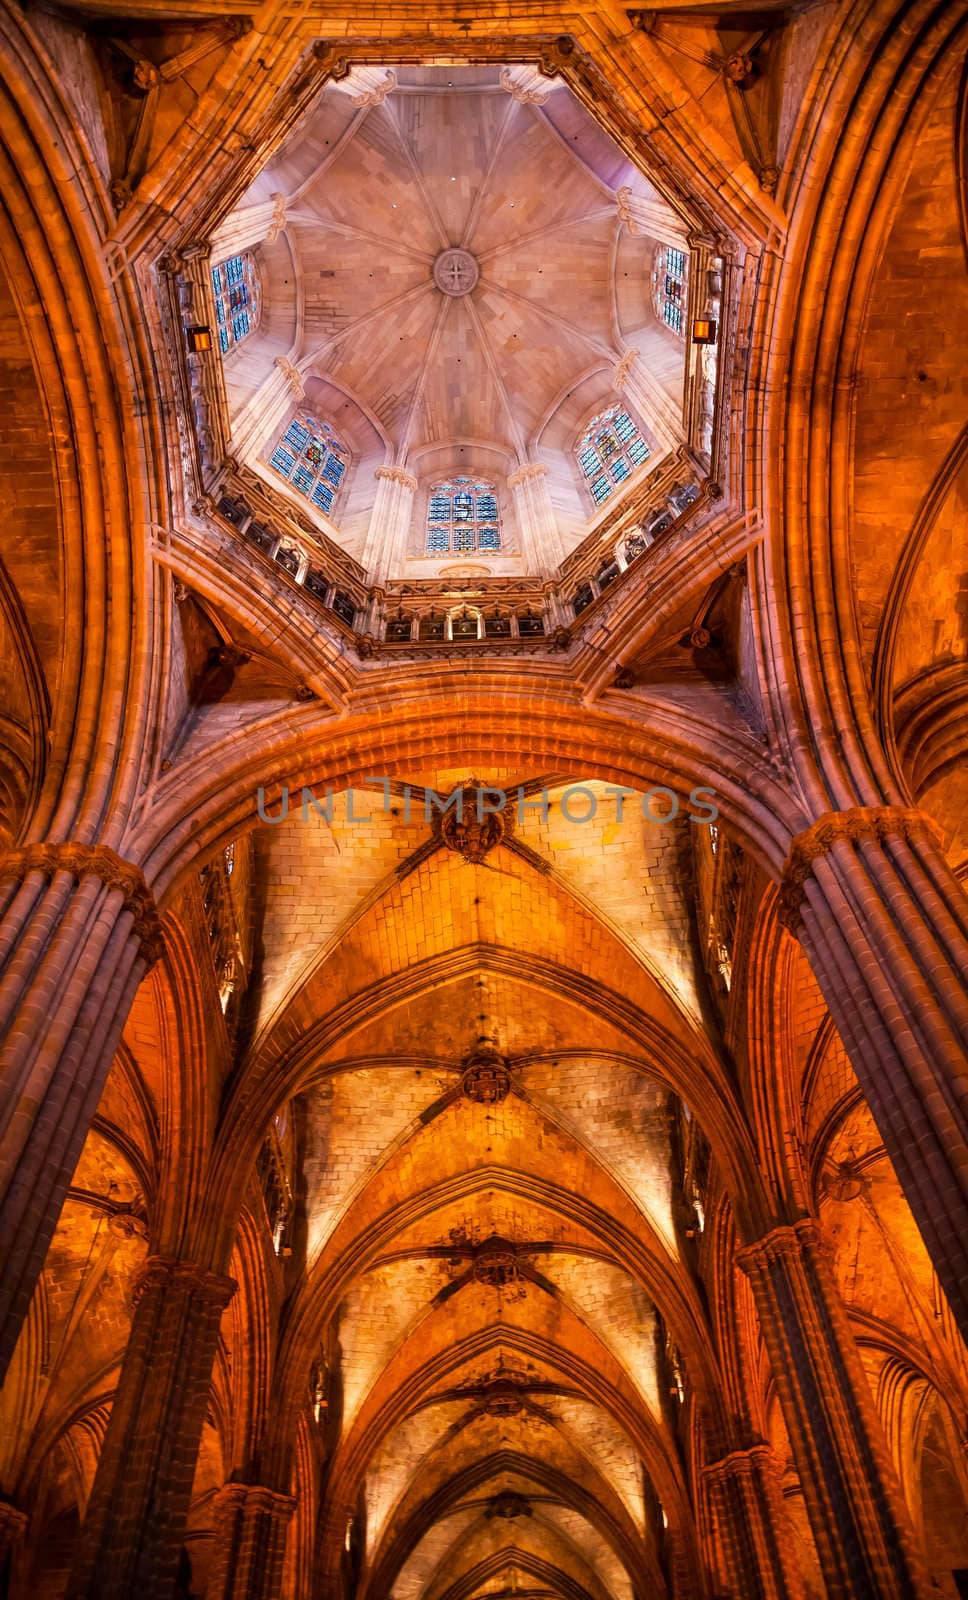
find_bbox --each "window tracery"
[575,406,650,508]
[268,414,348,517]
[210,252,260,352]
[425,477,501,554]
[653,244,687,336]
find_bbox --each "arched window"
[576,405,650,507]
[211,253,260,352]
[426,477,501,554]
[269,414,348,516]
[653,244,687,335]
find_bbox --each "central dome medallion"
[433,247,480,297]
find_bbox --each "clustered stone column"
[779,805,968,1341]
[508,461,563,570]
[66,1256,236,1600]
[737,1220,931,1599]
[362,465,418,583]
[0,843,161,1378]
[207,1482,297,1600]
[703,1444,805,1600]
[613,348,682,454]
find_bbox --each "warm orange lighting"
[186,324,213,352]
[692,317,717,344]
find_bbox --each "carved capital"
[274,356,305,404]
[375,466,418,491]
[778,805,945,932]
[507,462,548,490]
[213,1482,297,1525]
[612,348,638,390]
[265,193,287,244]
[351,67,398,108]
[0,843,163,967]
[735,1218,822,1278]
[132,1256,237,1312]
[500,65,553,105]
[703,1443,781,1486]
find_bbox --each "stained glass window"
[575,406,651,508]
[268,415,348,517]
[425,477,501,554]
[211,253,260,353]
[654,244,687,337]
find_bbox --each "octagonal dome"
[211,63,692,582]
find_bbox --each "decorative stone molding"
[213,1483,297,1522]
[0,843,163,967]
[778,805,945,932]
[507,462,548,489]
[461,1044,511,1103]
[265,193,287,244]
[702,1443,781,1485]
[274,356,306,404]
[734,1218,823,1276]
[431,786,514,863]
[131,1256,237,1312]
[499,65,554,105]
[612,347,638,389]
[347,67,398,108]
[374,465,418,491]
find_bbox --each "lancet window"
[576,406,650,507]
[211,252,260,352]
[269,415,348,517]
[426,477,501,553]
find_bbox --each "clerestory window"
[211,253,260,352]
[268,415,348,517]
[576,406,650,508]
[654,244,687,336]
[425,477,501,554]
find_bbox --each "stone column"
[362,466,417,583]
[613,348,682,454]
[208,1483,297,1600]
[227,356,306,466]
[737,1220,931,1599]
[66,1257,236,1600]
[779,806,968,1341]
[209,193,287,261]
[0,844,160,1379]
[616,186,690,249]
[703,1445,805,1600]
[508,462,563,571]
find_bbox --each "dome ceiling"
[215,64,690,576]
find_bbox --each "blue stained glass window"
[424,476,502,554]
[211,253,260,352]
[654,243,687,338]
[268,413,348,519]
[576,406,651,508]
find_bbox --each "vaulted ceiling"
[216,65,689,575]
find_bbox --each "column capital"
[375,465,417,490]
[213,1482,297,1522]
[507,462,548,489]
[273,356,305,404]
[265,193,287,244]
[735,1218,823,1276]
[132,1256,237,1312]
[612,347,639,389]
[702,1442,782,1486]
[0,842,162,967]
[778,804,945,932]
